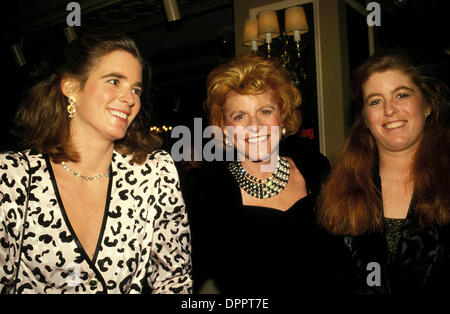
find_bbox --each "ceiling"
[1,0,235,127]
[4,0,447,85]
[2,0,233,44]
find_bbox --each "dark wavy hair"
[317,49,450,235]
[14,33,161,164]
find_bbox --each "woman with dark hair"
[187,54,333,294]
[0,34,192,294]
[318,49,450,294]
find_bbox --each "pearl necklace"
[61,161,110,181]
[228,156,290,199]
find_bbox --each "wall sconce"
[163,0,181,22]
[11,43,26,67]
[242,18,264,53]
[257,10,280,58]
[242,6,309,86]
[285,6,308,57]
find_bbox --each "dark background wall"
[0,0,448,152]
[0,0,235,152]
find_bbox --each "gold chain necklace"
[60,161,110,181]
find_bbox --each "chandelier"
[242,6,309,87]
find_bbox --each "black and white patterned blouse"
[0,149,192,294]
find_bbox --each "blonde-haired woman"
[186,54,334,294]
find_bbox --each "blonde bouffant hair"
[204,54,302,134]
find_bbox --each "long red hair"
[317,50,450,236]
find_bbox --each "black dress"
[336,173,450,294]
[185,145,340,294]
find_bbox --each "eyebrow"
[227,110,244,118]
[364,85,415,103]
[100,72,142,88]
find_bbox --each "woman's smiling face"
[69,50,143,143]
[222,90,282,162]
[363,69,429,155]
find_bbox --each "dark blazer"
[182,137,338,294]
[337,173,450,294]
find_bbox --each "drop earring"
[67,97,77,119]
[281,127,287,136]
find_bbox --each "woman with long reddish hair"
[318,49,450,294]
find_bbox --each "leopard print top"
[0,149,192,294]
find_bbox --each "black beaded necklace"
[228,156,290,199]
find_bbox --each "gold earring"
[67,97,76,118]
[281,127,287,136]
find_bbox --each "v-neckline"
[45,155,113,265]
